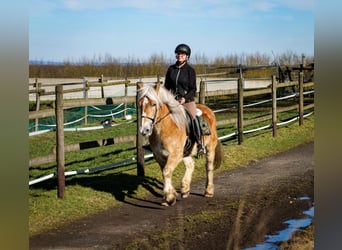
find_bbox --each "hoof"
[181,191,190,198]
[170,198,177,206]
[161,199,176,206]
[161,200,169,206]
[161,195,177,206]
[204,192,214,198]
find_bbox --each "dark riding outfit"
[164,44,205,157]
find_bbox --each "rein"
[154,111,171,125]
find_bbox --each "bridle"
[140,96,170,127]
[141,106,157,125]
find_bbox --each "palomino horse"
[137,82,222,206]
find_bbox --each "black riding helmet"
[175,44,191,57]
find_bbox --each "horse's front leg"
[181,156,195,198]
[161,162,178,206]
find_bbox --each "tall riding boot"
[193,117,205,157]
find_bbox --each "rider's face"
[176,52,188,63]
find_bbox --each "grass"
[29,114,314,236]
[279,225,314,250]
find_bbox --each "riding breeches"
[182,101,197,119]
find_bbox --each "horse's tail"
[214,139,222,169]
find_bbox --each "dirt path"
[30,141,314,249]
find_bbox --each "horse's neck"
[156,104,171,124]
[150,104,168,131]
[154,103,188,136]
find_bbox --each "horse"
[137,82,222,206]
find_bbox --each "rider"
[164,43,205,157]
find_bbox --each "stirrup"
[197,145,205,158]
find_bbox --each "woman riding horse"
[164,43,205,158]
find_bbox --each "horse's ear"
[137,82,144,89]
[154,82,161,93]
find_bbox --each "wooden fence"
[29,76,137,129]
[29,71,314,198]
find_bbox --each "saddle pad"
[196,111,211,135]
[196,108,203,117]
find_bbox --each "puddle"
[243,197,314,250]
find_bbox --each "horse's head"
[137,82,161,136]
[138,82,187,137]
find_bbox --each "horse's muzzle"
[140,125,152,136]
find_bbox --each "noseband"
[141,110,157,125]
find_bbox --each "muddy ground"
[30,141,314,250]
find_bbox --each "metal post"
[299,72,304,125]
[272,75,277,137]
[124,78,128,118]
[83,77,88,125]
[237,77,244,144]
[35,79,41,132]
[100,74,104,98]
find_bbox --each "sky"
[29,0,314,63]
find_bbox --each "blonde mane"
[138,83,188,129]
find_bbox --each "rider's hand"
[179,97,186,104]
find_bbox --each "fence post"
[55,85,65,198]
[302,53,306,67]
[83,77,89,125]
[237,77,244,144]
[124,78,129,118]
[100,74,104,98]
[199,80,206,104]
[298,72,304,125]
[136,82,145,176]
[34,78,41,132]
[272,75,277,137]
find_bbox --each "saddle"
[183,108,211,156]
[195,109,211,135]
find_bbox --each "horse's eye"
[152,103,157,107]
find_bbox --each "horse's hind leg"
[204,143,216,197]
[181,156,195,198]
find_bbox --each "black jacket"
[164,62,197,103]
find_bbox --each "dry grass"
[279,225,314,250]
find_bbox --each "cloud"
[250,1,276,12]
[61,0,119,11]
[31,0,313,18]
[277,0,314,11]
[30,0,59,16]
